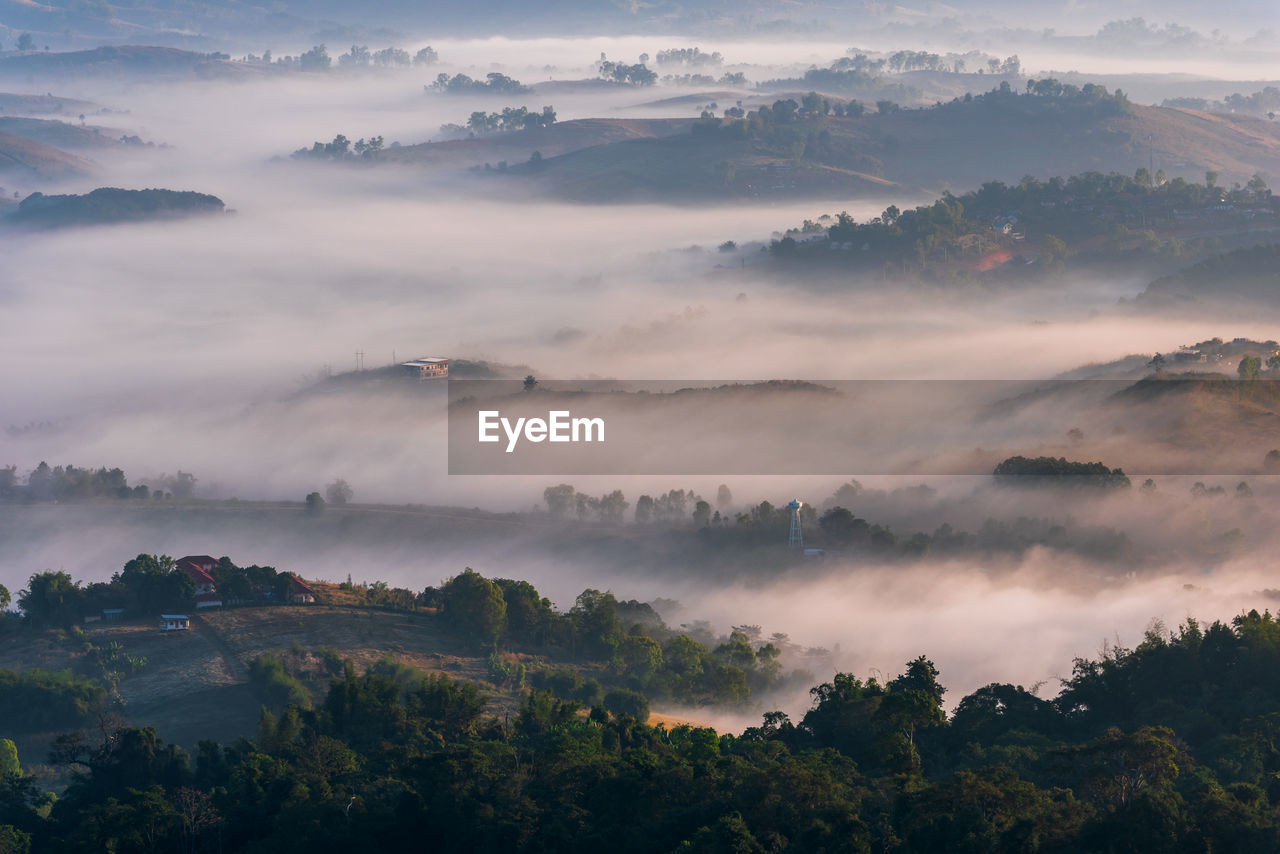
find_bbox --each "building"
[102,608,124,622]
[158,614,190,632]
[178,555,218,573]
[177,556,223,608]
[285,574,316,604]
[400,357,450,380]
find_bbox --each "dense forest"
[5,610,1280,850]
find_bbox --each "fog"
[3,32,1280,733]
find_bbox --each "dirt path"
[189,612,248,680]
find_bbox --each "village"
[78,554,318,633]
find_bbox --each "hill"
[0,45,229,78]
[981,368,1280,476]
[1137,244,1280,307]
[511,130,898,201]
[474,90,1280,201]
[10,187,225,227]
[0,130,93,178]
[374,117,697,170]
[0,92,97,116]
[0,117,142,150]
[0,605,503,750]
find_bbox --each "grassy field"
[0,129,93,178]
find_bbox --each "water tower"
[787,499,804,548]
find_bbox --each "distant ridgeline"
[10,187,224,227]
[1140,243,1280,302]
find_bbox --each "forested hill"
[1139,243,1280,303]
[5,607,1280,850]
[10,187,225,227]
[490,85,1280,201]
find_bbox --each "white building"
[158,614,190,632]
[400,357,450,379]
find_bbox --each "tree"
[716,484,733,509]
[413,46,438,65]
[371,47,410,67]
[603,688,650,722]
[299,44,330,71]
[493,578,554,645]
[571,589,622,659]
[304,492,325,514]
[523,374,538,391]
[1238,355,1261,381]
[1266,450,1280,473]
[325,479,353,505]
[1039,234,1073,271]
[338,44,370,67]
[0,825,30,854]
[543,484,575,517]
[18,570,84,628]
[441,569,506,647]
[0,584,8,612]
[617,635,664,684]
[634,494,654,523]
[802,91,829,116]
[16,33,33,52]
[0,740,18,778]
[118,554,192,613]
[598,490,629,522]
[1267,354,1280,372]
[1148,353,1167,371]
[693,500,711,527]
[819,507,869,546]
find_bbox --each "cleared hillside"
[0,117,138,150]
[0,130,93,177]
[0,92,97,116]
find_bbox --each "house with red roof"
[177,555,222,608]
[285,573,316,604]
